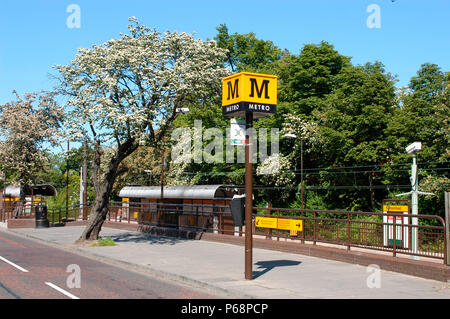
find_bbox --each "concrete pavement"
[4,225,450,299]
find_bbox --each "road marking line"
[0,255,29,272]
[45,282,80,299]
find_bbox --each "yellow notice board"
[255,217,277,228]
[255,216,303,236]
[382,205,409,212]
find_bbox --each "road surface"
[0,230,222,299]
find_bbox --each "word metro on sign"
[222,72,277,118]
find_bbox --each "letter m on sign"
[227,79,239,100]
[249,78,270,99]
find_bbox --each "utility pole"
[300,138,304,210]
[397,142,433,260]
[0,171,5,216]
[410,150,419,258]
[82,141,88,220]
[445,192,449,266]
[66,140,70,220]
[160,136,165,200]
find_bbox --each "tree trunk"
[76,182,112,242]
[76,138,137,243]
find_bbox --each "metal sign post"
[244,111,253,280]
[222,72,277,280]
[445,192,450,266]
[396,142,434,260]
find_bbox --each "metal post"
[411,153,419,260]
[0,170,4,220]
[244,111,253,280]
[159,137,165,226]
[393,213,397,257]
[347,212,351,251]
[265,201,272,239]
[66,140,69,221]
[313,212,317,245]
[445,192,450,266]
[83,141,88,220]
[161,137,165,200]
[301,138,304,210]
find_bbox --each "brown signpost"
[222,72,277,280]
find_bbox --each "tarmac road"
[0,231,223,299]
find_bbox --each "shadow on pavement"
[253,260,302,279]
[107,232,187,245]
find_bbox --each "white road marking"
[45,282,80,299]
[0,255,29,272]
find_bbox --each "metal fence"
[0,200,41,221]
[1,200,447,264]
[254,207,447,262]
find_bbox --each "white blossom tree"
[55,18,229,242]
[0,91,63,216]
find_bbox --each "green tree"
[0,91,63,215]
[214,24,286,74]
[386,64,449,217]
[278,41,351,115]
[386,64,448,162]
[56,18,228,242]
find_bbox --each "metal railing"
[254,207,447,262]
[103,201,447,263]
[105,201,232,232]
[1,200,447,264]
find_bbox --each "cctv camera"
[405,142,422,154]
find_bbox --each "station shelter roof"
[3,184,57,197]
[118,185,236,200]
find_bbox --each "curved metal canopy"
[118,185,235,200]
[4,184,57,197]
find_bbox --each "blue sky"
[0,0,449,105]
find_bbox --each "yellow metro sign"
[255,216,303,236]
[222,72,277,118]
